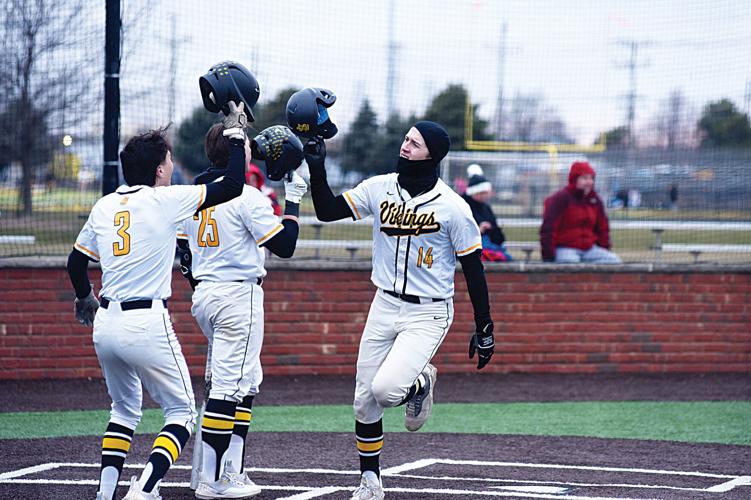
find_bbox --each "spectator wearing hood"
[540,161,621,264]
[247,163,282,216]
[462,164,512,262]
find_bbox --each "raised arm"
[305,137,354,222]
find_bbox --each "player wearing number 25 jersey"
[66,111,247,500]
[306,121,495,500]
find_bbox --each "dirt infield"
[1,374,749,499]
[1,432,750,499]
[1,372,749,412]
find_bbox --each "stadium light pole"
[103,0,121,195]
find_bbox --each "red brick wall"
[0,266,749,379]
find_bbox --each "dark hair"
[205,123,230,168]
[119,127,172,187]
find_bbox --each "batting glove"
[469,320,494,370]
[303,136,326,171]
[284,171,308,204]
[222,101,248,141]
[74,289,99,327]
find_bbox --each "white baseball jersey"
[343,173,481,299]
[75,184,206,301]
[178,184,282,281]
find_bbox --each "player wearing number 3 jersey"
[66,106,248,500]
[306,121,495,500]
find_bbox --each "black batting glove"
[178,247,199,291]
[304,136,326,171]
[469,319,494,370]
[74,289,99,327]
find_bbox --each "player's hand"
[304,136,326,170]
[74,289,99,327]
[469,320,494,370]
[222,101,248,141]
[178,248,199,291]
[284,171,308,204]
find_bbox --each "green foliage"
[251,87,299,133]
[698,99,751,148]
[423,84,490,149]
[602,126,630,148]
[341,100,380,174]
[174,106,219,175]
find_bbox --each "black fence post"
[103,0,121,195]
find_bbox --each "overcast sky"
[117,0,751,144]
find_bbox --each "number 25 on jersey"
[194,207,220,247]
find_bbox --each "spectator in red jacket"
[540,161,621,263]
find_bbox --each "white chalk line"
[1,458,749,496]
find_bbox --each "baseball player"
[177,122,307,499]
[66,104,249,500]
[306,121,495,499]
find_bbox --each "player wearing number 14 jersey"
[305,121,496,500]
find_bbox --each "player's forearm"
[263,219,299,258]
[458,250,492,327]
[308,162,353,222]
[200,141,245,210]
[67,248,92,299]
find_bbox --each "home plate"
[492,485,573,494]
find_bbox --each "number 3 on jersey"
[113,211,131,256]
[417,246,433,268]
[194,207,220,247]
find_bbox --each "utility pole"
[168,15,177,128]
[493,22,507,140]
[744,79,751,117]
[616,39,651,147]
[385,0,398,117]
[167,14,190,132]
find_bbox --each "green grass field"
[1,402,749,445]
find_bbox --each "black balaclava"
[396,121,451,198]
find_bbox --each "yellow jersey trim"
[256,224,284,245]
[455,242,482,256]
[343,191,362,220]
[74,242,100,261]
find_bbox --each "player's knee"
[370,376,401,408]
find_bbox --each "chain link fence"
[1,0,749,262]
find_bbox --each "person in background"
[540,161,621,264]
[246,162,282,216]
[462,164,512,262]
[669,183,679,211]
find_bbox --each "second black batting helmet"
[199,61,260,121]
[251,126,305,181]
[286,87,338,139]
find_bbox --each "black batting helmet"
[199,61,260,121]
[286,87,338,139]
[251,126,305,181]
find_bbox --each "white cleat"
[122,476,162,500]
[350,470,385,500]
[404,363,437,432]
[195,462,262,499]
[224,461,262,496]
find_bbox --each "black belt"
[198,277,263,286]
[383,289,444,304]
[100,298,168,310]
